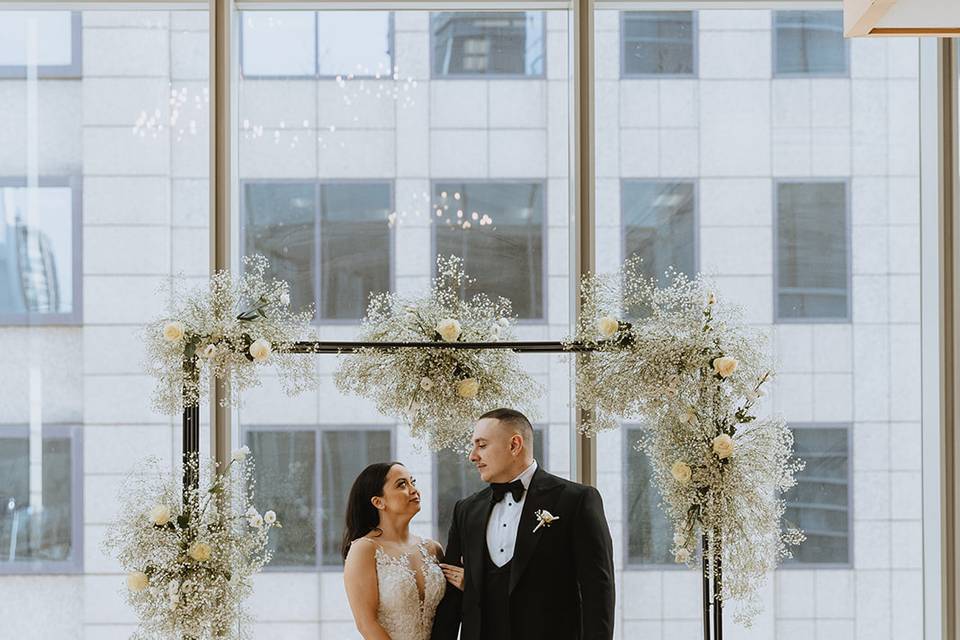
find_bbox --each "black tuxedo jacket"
[431,467,615,640]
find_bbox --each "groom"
[432,408,615,640]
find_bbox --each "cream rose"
[248,513,264,529]
[188,541,212,562]
[127,571,149,592]
[456,378,480,399]
[419,377,434,392]
[673,532,687,546]
[712,356,738,378]
[712,433,735,459]
[263,510,277,525]
[436,318,462,342]
[707,292,717,305]
[597,316,620,338]
[162,321,185,342]
[249,338,272,362]
[201,344,217,359]
[232,445,250,462]
[679,409,697,425]
[149,504,171,526]
[670,461,692,484]
[675,548,691,563]
[279,292,290,306]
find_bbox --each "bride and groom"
[342,407,616,640]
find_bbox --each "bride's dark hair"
[341,461,403,559]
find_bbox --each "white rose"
[263,510,277,525]
[673,532,686,546]
[712,433,735,459]
[279,292,290,306]
[126,571,149,592]
[201,344,217,359]
[670,461,692,484]
[498,318,510,328]
[249,338,272,362]
[597,316,620,338]
[679,409,697,425]
[712,356,739,378]
[675,548,691,563]
[248,513,264,529]
[419,377,434,392]
[436,318,462,342]
[707,292,716,305]
[149,504,171,526]
[231,445,250,462]
[162,321,185,342]
[188,541,212,562]
[456,378,480,399]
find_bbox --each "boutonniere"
[533,509,559,533]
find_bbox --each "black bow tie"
[490,479,526,505]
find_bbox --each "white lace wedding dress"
[371,539,446,640]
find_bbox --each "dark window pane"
[0,433,74,565]
[321,430,392,566]
[784,427,850,565]
[776,182,848,320]
[243,182,317,317]
[774,11,847,76]
[246,430,317,567]
[623,180,696,289]
[434,182,544,319]
[0,185,75,317]
[319,183,392,320]
[434,428,545,544]
[432,12,544,76]
[625,428,673,565]
[622,11,695,76]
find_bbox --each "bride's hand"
[439,563,464,591]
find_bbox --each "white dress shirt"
[485,460,538,567]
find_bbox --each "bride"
[342,461,461,640]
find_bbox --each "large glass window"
[621,11,695,77]
[242,181,393,321]
[0,425,81,573]
[776,181,850,321]
[432,12,545,77]
[0,11,80,78]
[622,180,696,287]
[773,11,847,76]
[433,182,545,320]
[245,426,393,569]
[624,427,674,567]
[783,425,851,566]
[0,179,80,324]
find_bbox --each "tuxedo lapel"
[509,468,563,594]
[465,488,493,594]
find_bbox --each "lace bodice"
[373,540,446,640]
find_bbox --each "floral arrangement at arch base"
[145,254,319,415]
[335,255,541,451]
[102,449,280,640]
[567,256,805,625]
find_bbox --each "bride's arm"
[343,540,393,640]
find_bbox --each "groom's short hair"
[478,408,534,447]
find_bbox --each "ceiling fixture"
[844,0,960,37]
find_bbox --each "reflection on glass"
[783,426,850,565]
[622,11,695,77]
[0,429,74,565]
[0,184,75,318]
[241,11,316,77]
[773,11,847,76]
[434,182,544,320]
[0,11,75,69]
[432,12,544,76]
[623,180,695,286]
[317,13,393,77]
[776,181,849,320]
[625,427,673,566]
[434,427,545,544]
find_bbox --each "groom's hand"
[439,563,464,591]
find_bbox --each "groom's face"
[469,418,518,483]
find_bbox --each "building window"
[782,424,851,566]
[773,11,848,77]
[0,425,82,574]
[432,182,545,320]
[625,426,674,567]
[245,425,393,569]
[622,180,696,288]
[431,12,545,77]
[621,11,696,77]
[434,426,547,543]
[242,181,393,322]
[775,180,849,322]
[0,11,81,78]
[0,178,81,325]
[241,11,394,78]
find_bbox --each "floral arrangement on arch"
[145,254,318,415]
[567,256,805,625]
[335,255,541,451]
[102,449,280,640]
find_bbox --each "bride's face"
[374,464,421,517]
